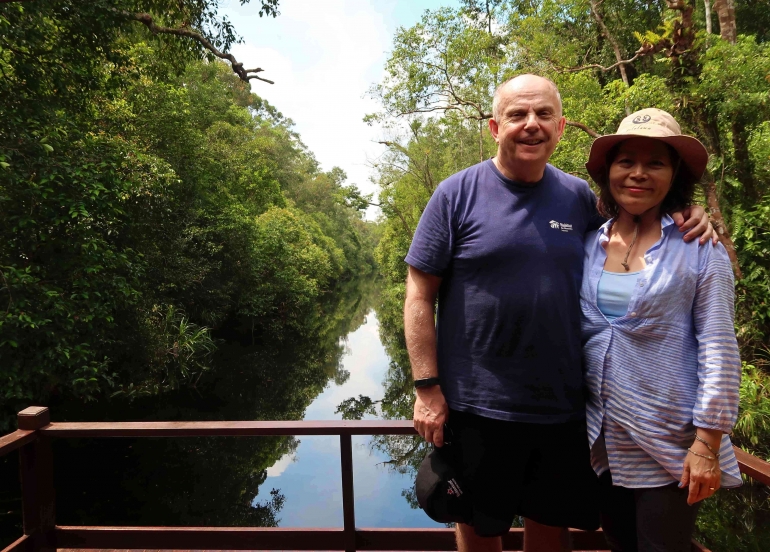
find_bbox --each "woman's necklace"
[621,215,642,271]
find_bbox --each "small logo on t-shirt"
[549,220,573,232]
[446,478,463,497]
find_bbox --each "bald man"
[405,74,713,552]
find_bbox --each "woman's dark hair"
[595,141,697,219]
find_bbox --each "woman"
[581,108,742,552]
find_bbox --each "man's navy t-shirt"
[405,160,600,423]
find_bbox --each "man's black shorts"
[447,408,600,537]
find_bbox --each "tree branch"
[566,119,601,138]
[122,11,274,84]
[377,438,422,467]
[589,0,630,89]
[439,56,487,120]
[555,44,653,75]
[392,104,490,120]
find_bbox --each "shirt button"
[629,312,637,317]
[606,354,611,360]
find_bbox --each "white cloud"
[265,451,296,477]
[222,0,395,208]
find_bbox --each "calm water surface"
[0,282,440,548]
[256,310,441,528]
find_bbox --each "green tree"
[0,1,378,427]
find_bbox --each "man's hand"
[672,205,718,245]
[414,386,448,447]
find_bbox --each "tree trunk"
[714,0,737,44]
[702,174,742,279]
[704,0,712,34]
[665,1,742,281]
[731,118,758,201]
[479,119,484,163]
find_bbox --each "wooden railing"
[2,406,769,552]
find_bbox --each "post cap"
[18,407,50,430]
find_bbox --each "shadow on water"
[0,276,379,545]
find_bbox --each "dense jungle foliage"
[0,0,378,431]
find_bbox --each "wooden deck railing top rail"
[3,406,770,552]
[36,419,417,437]
[0,429,36,457]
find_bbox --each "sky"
[219,0,461,216]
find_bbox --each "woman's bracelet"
[694,434,721,458]
[688,448,717,461]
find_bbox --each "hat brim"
[585,133,709,185]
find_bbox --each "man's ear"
[488,118,499,142]
[556,116,566,141]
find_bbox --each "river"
[0,277,440,548]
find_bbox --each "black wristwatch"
[414,377,441,389]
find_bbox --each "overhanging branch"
[123,11,273,84]
[566,119,601,138]
[556,42,658,75]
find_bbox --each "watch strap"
[414,377,441,389]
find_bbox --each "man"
[404,74,713,552]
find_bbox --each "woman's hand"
[680,430,722,504]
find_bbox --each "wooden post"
[18,407,55,552]
[340,434,356,552]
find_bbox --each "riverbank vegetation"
[0,276,380,544]
[0,0,378,430]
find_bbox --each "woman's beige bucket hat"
[585,108,709,184]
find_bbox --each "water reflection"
[260,309,442,528]
[0,276,386,545]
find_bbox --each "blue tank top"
[597,270,641,321]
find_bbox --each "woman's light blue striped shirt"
[580,215,742,489]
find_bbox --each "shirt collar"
[597,213,674,246]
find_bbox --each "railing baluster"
[18,407,55,552]
[340,433,356,552]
